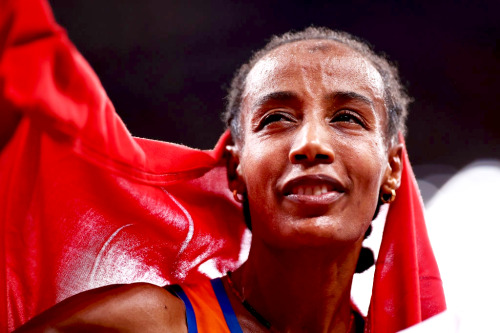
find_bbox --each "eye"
[257,112,294,129]
[331,110,365,127]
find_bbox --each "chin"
[257,215,367,250]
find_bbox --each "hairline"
[224,28,409,149]
[237,39,393,147]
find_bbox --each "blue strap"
[211,278,244,333]
[170,285,198,333]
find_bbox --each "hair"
[223,27,411,145]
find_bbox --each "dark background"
[49,0,499,176]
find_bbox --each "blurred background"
[48,0,498,176]
[49,0,499,330]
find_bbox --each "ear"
[225,145,246,194]
[381,143,403,194]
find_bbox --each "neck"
[231,238,362,333]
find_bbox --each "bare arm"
[14,283,187,333]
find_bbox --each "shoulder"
[16,283,187,333]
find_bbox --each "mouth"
[282,174,346,198]
[290,184,332,196]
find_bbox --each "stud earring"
[381,189,396,204]
[233,189,244,203]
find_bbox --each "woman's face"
[231,40,400,249]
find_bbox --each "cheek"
[239,143,278,194]
[345,143,387,203]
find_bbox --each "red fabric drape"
[0,0,445,332]
[367,134,447,332]
[0,1,245,331]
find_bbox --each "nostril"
[294,154,307,161]
[292,153,332,163]
[289,142,335,164]
[316,154,330,160]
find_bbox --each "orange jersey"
[170,278,242,333]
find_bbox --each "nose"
[289,122,334,165]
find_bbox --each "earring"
[233,189,244,203]
[381,189,396,204]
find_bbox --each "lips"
[281,174,346,210]
[282,174,346,197]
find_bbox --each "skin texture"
[14,284,187,333]
[15,39,403,333]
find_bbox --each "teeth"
[321,185,328,194]
[292,185,331,196]
[314,186,322,195]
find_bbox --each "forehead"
[243,39,385,102]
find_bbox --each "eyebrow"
[253,91,299,108]
[252,90,375,111]
[327,91,374,108]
